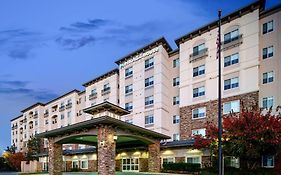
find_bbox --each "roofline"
[168,48,179,57]
[10,115,23,122]
[260,2,281,19]
[21,102,44,113]
[175,0,265,46]
[83,101,130,116]
[115,37,172,65]
[82,68,119,87]
[44,89,80,106]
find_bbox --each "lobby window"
[72,160,79,168]
[193,65,205,77]
[193,86,205,98]
[192,107,206,119]
[145,57,154,69]
[173,133,180,141]
[125,67,133,78]
[224,77,239,90]
[145,115,154,125]
[145,96,154,106]
[262,155,274,168]
[224,29,239,44]
[263,20,274,34]
[125,102,133,111]
[186,156,201,164]
[223,100,240,114]
[224,53,239,67]
[262,97,274,109]
[263,46,274,59]
[125,84,133,95]
[173,96,180,105]
[193,43,205,56]
[263,71,274,84]
[145,76,154,88]
[80,159,88,169]
[192,128,206,137]
[173,58,179,68]
[163,157,174,164]
[173,77,180,86]
[173,115,180,124]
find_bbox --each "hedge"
[162,162,201,172]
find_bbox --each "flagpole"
[218,10,223,175]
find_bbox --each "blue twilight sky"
[0,0,280,153]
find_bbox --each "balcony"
[101,87,111,96]
[66,103,72,109]
[59,106,65,112]
[189,48,208,63]
[44,112,49,117]
[33,113,38,119]
[89,93,98,100]
[222,34,243,51]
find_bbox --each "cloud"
[60,19,110,32]
[55,36,96,50]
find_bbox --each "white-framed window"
[122,158,139,172]
[263,71,274,84]
[80,159,88,169]
[145,57,154,69]
[145,115,154,125]
[193,86,205,98]
[223,100,240,114]
[42,162,48,171]
[125,84,133,95]
[262,155,274,168]
[173,96,180,105]
[224,29,239,44]
[145,76,154,88]
[263,20,274,34]
[61,114,64,120]
[193,43,205,55]
[262,96,274,109]
[192,128,206,137]
[173,133,180,141]
[173,58,179,68]
[125,67,133,78]
[263,46,274,59]
[173,77,180,86]
[125,102,133,111]
[193,65,205,77]
[145,96,154,106]
[186,156,201,165]
[91,88,97,95]
[224,77,239,90]
[225,156,240,168]
[162,157,175,164]
[173,115,180,124]
[72,160,79,168]
[192,107,206,119]
[224,53,239,67]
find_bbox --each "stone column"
[97,125,116,175]
[48,138,63,175]
[148,141,161,172]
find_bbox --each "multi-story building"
[10,0,281,172]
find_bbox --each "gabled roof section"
[175,0,265,46]
[10,114,23,122]
[83,101,130,116]
[21,102,44,113]
[115,37,172,65]
[82,68,119,87]
[260,2,281,18]
[44,89,80,106]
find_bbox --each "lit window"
[173,58,179,68]
[262,155,274,168]
[80,159,88,169]
[163,157,174,164]
[186,157,201,164]
[173,77,180,86]
[224,53,239,67]
[193,43,205,56]
[263,71,274,84]
[173,115,180,124]
[125,67,133,78]
[262,97,274,109]
[193,86,205,98]
[193,65,205,77]
[173,96,180,105]
[224,77,239,90]
[72,160,79,168]
[263,20,274,34]
[145,115,154,125]
[223,100,240,114]
[224,29,239,44]
[125,102,133,111]
[192,128,206,137]
[145,76,154,88]
[125,84,133,95]
[145,96,154,106]
[192,107,206,119]
[145,57,154,69]
[262,46,274,59]
[173,133,180,141]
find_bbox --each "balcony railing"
[59,106,65,112]
[44,112,49,117]
[89,93,98,100]
[189,48,208,63]
[222,34,243,51]
[33,113,38,118]
[66,103,72,109]
[101,87,111,96]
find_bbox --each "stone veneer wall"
[139,158,148,172]
[180,91,259,140]
[175,157,185,163]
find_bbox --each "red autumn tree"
[6,152,25,171]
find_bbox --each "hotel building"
[10,0,281,172]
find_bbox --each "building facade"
[11,0,281,172]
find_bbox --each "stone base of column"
[148,141,161,172]
[48,138,63,175]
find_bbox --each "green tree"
[26,137,42,161]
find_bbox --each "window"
[173,96,180,105]
[145,76,154,88]
[173,58,179,68]
[91,89,97,95]
[145,115,154,125]
[193,86,205,98]
[45,120,48,125]
[263,46,274,59]
[80,159,88,169]
[125,102,133,111]
[192,107,206,119]
[173,77,180,86]
[173,133,180,141]
[224,53,239,67]
[192,128,206,137]
[262,97,274,109]
[163,157,174,164]
[72,160,79,168]
[61,114,64,120]
[103,83,110,91]
[145,57,154,69]
[145,96,154,106]
[35,121,38,126]
[186,157,201,164]
[193,43,205,56]
[122,158,139,171]
[263,71,274,84]
[67,111,71,118]
[224,77,239,90]
[125,84,133,95]
[224,29,239,44]
[223,100,240,114]
[263,20,274,34]
[173,115,180,124]
[262,155,274,168]
[125,67,133,78]
[193,65,205,77]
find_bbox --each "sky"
[0,0,280,154]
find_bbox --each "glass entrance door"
[122,158,139,172]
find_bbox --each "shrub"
[162,162,201,172]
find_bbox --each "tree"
[26,137,42,161]
[5,152,25,171]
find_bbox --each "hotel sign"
[119,47,159,69]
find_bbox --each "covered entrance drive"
[36,102,170,175]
